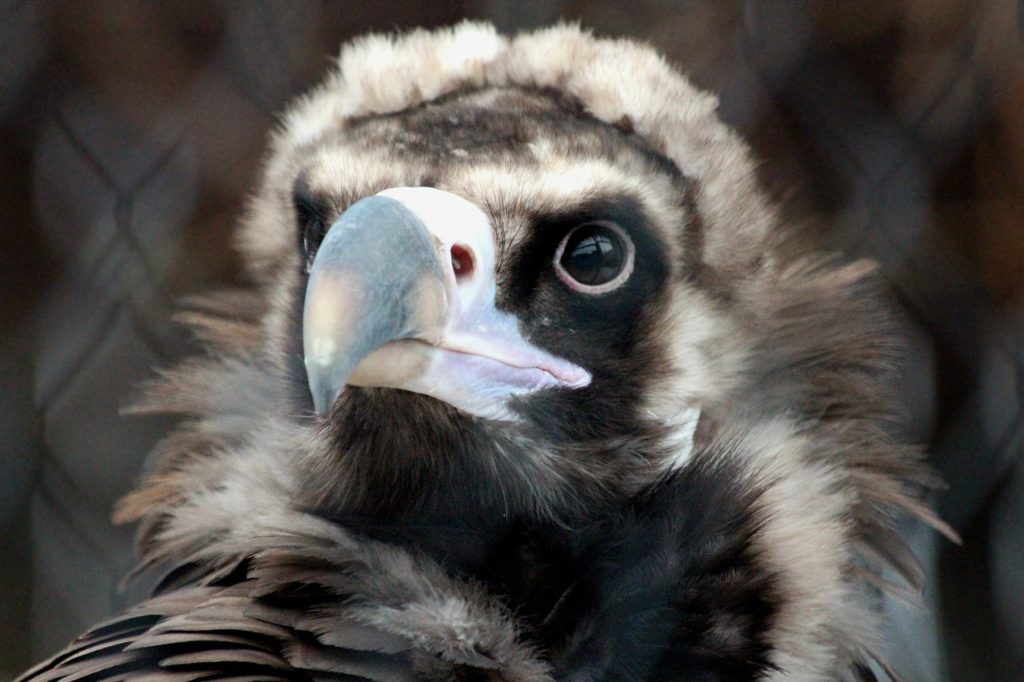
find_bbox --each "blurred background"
[0,1,1021,679]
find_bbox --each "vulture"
[20,23,952,682]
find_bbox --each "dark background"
[1,1,1022,679]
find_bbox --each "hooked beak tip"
[311,381,342,419]
[305,354,347,418]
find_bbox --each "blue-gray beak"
[303,195,447,417]
[302,187,590,421]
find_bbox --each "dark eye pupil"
[561,224,625,285]
[302,225,321,273]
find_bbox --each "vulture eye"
[554,221,634,293]
[301,227,319,273]
[293,181,330,274]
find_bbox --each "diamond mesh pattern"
[1,2,1020,679]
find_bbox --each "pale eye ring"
[553,221,635,294]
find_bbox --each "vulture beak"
[303,187,591,420]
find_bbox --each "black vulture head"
[237,26,774,526]
[66,23,949,681]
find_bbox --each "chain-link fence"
[1,2,1021,680]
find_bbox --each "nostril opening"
[451,244,474,283]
